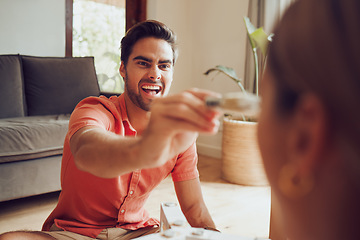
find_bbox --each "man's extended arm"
[70,126,146,178]
[70,89,221,178]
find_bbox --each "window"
[65,0,147,93]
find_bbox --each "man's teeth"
[142,85,161,94]
[142,85,160,90]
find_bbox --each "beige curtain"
[244,0,295,94]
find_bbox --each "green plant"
[204,17,272,97]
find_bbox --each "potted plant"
[204,17,272,186]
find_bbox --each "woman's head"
[258,0,360,237]
[268,0,360,131]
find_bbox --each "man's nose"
[148,67,161,80]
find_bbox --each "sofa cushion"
[0,54,26,118]
[22,56,100,116]
[0,115,70,164]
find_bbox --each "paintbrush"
[205,92,261,117]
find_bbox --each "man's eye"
[159,64,171,70]
[138,61,149,67]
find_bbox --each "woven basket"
[221,117,269,186]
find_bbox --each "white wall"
[148,0,250,158]
[0,0,66,56]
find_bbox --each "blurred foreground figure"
[258,0,360,239]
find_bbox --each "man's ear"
[119,61,126,79]
[287,93,328,178]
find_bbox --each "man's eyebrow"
[133,56,173,65]
[159,59,173,64]
[133,56,152,62]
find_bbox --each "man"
[0,20,220,240]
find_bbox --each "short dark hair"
[120,20,178,65]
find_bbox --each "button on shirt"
[42,94,199,238]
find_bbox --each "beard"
[123,72,153,112]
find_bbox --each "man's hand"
[139,88,221,168]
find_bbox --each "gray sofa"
[0,54,102,202]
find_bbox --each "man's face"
[120,37,174,111]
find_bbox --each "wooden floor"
[0,154,271,239]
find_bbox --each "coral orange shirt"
[42,94,199,238]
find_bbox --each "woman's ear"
[291,93,327,165]
[280,93,328,198]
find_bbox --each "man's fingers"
[157,102,219,132]
[186,88,221,100]
[148,88,222,138]
[152,90,221,121]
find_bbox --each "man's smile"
[140,83,163,97]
